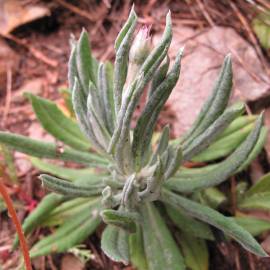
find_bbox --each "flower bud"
[129,25,152,66]
[127,26,152,84]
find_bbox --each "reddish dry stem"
[0,181,32,270]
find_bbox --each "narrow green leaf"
[218,115,256,138]
[98,62,115,133]
[178,233,209,270]
[13,193,65,249]
[87,92,111,148]
[148,56,170,99]
[27,93,90,151]
[233,215,270,236]
[192,122,254,162]
[48,197,92,217]
[30,157,104,183]
[76,29,96,91]
[166,115,263,192]
[165,145,182,179]
[245,172,270,196]
[68,41,78,92]
[140,11,172,75]
[40,174,104,197]
[166,205,214,240]
[87,80,106,128]
[72,79,105,152]
[115,5,137,50]
[149,125,170,165]
[132,49,182,168]
[44,198,96,226]
[30,200,101,257]
[161,189,268,257]
[129,224,148,270]
[101,225,130,264]
[113,8,137,111]
[101,209,138,233]
[59,88,75,117]
[175,164,218,177]
[0,132,107,166]
[252,12,270,50]
[236,126,268,172]
[140,203,186,270]
[183,102,245,161]
[238,192,270,211]
[182,55,233,146]
[199,187,227,209]
[171,115,255,146]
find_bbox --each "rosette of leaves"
[0,6,268,270]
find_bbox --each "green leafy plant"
[252,10,270,50]
[0,6,269,269]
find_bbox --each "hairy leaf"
[101,209,138,232]
[113,7,137,111]
[30,157,103,183]
[183,102,245,161]
[234,215,270,236]
[13,193,65,249]
[40,174,104,197]
[101,225,130,264]
[166,205,214,240]
[27,93,90,151]
[178,233,209,270]
[129,224,148,270]
[166,115,263,192]
[140,203,185,270]
[0,132,107,166]
[30,199,101,257]
[182,55,232,146]
[161,189,267,257]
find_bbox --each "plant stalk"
[0,181,32,270]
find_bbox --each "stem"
[0,181,32,270]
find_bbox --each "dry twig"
[196,0,215,27]
[0,181,32,270]
[55,0,109,22]
[2,68,12,127]
[2,34,58,67]
[229,1,270,76]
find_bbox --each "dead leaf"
[12,78,44,102]
[0,0,50,36]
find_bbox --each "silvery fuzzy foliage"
[66,6,267,261]
[0,6,268,269]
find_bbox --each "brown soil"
[0,1,270,269]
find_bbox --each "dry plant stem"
[196,0,215,27]
[2,33,58,67]
[55,0,107,22]
[229,1,270,76]
[0,181,32,270]
[2,68,12,126]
